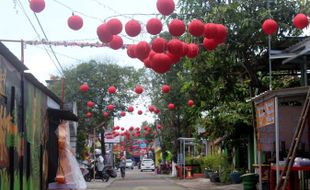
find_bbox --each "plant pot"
[230,171,241,184]
[241,173,258,190]
[209,172,220,182]
[204,169,213,178]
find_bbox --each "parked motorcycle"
[81,160,110,182]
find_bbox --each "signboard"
[104,132,120,143]
[256,98,275,128]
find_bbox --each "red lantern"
[162,85,170,93]
[86,112,92,118]
[108,86,116,94]
[157,125,161,130]
[203,38,218,51]
[188,100,194,107]
[68,14,83,31]
[262,19,278,35]
[153,131,157,135]
[107,104,114,111]
[129,126,134,131]
[168,103,175,110]
[146,18,163,35]
[107,18,123,35]
[204,23,218,39]
[167,52,180,65]
[120,111,126,117]
[138,110,143,115]
[167,39,184,56]
[97,23,113,43]
[127,45,136,58]
[80,83,89,92]
[151,37,167,53]
[156,0,175,16]
[30,0,45,13]
[151,53,172,74]
[154,108,160,114]
[103,112,109,118]
[144,57,153,68]
[121,127,125,131]
[293,13,309,29]
[128,106,134,112]
[186,43,199,58]
[135,41,151,60]
[179,42,189,57]
[135,85,144,94]
[214,24,228,44]
[148,105,155,112]
[87,101,94,107]
[188,19,204,37]
[109,35,123,50]
[125,19,141,37]
[168,19,186,37]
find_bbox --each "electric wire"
[17,0,63,75]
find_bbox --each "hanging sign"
[255,98,275,128]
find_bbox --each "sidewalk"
[166,177,243,190]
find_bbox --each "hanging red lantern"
[179,42,189,57]
[153,131,157,135]
[127,45,136,58]
[135,85,144,94]
[86,112,92,118]
[167,39,184,56]
[87,101,94,107]
[121,127,125,131]
[186,43,199,58]
[30,0,45,13]
[167,52,180,65]
[162,85,170,93]
[129,126,134,131]
[151,37,167,53]
[154,108,160,114]
[107,18,123,35]
[97,23,113,43]
[138,110,143,115]
[109,35,123,50]
[68,14,83,31]
[148,105,155,112]
[214,24,228,44]
[168,19,186,37]
[156,0,175,16]
[80,83,89,92]
[135,41,151,60]
[120,111,126,117]
[188,19,204,37]
[103,112,109,118]
[293,13,309,29]
[157,125,161,130]
[203,38,218,51]
[125,19,141,37]
[188,100,194,107]
[107,104,114,111]
[151,53,172,74]
[168,103,175,110]
[144,57,153,68]
[146,18,163,35]
[262,19,278,35]
[108,86,116,94]
[204,23,218,39]
[144,132,149,136]
[128,106,134,112]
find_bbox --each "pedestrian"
[119,156,126,179]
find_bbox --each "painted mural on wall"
[25,81,47,190]
[0,56,22,190]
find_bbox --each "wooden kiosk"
[252,86,310,190]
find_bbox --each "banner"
[256,98,275,128]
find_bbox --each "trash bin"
[241,173,258,190]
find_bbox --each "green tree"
[48,59,143,158]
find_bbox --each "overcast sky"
[0,0,179,128]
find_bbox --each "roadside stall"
[252,86,310,190]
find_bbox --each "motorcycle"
[81,160,110,182]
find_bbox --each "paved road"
[87,168,186,190]
[86,168,243,190]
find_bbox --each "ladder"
[275,87,310,190]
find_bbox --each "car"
[140,159,155,172]
[126,159,134,169]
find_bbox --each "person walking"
[119,156,126,179]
